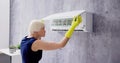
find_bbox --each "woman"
[20,15,82,63]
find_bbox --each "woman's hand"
[65,15,82,38]
[71,15,82,27]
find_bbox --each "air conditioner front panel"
[43,10,92,32]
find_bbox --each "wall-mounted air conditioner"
[43,10,93,32]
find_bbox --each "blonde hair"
[28,20,45,34]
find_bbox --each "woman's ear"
[33,31,39,34]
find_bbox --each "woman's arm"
[31,37,69,51]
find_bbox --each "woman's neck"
[28,34,41,39]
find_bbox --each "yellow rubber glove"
[65,15,82,38]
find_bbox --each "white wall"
[0,0,9,49]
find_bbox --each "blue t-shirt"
[20,36,42,63]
